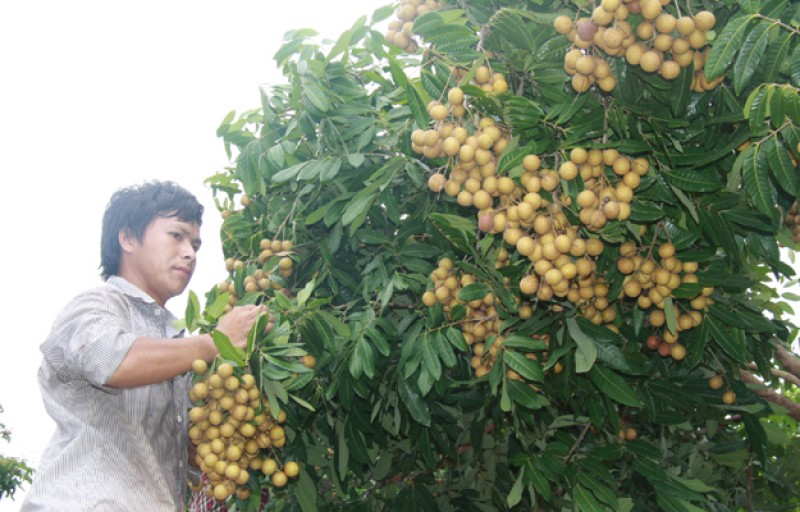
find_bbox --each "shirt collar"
[106,276,180,335]
[106,275,159,304]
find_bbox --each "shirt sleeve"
[40,285,138,390]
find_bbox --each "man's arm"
[107,304,266,388]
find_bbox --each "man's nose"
[181,240,197,260]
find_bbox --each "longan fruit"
[284,461,300,478]
[554,15,573,35]
[693,11,716,31]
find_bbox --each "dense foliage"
[192,0,800,510]
[0,406,33,502]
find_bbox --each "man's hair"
[100,180,204,279]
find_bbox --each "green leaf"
[326,28,352,63]
[302,82,330,112]
[183,290,198,330]
[743,143,776,216]
[507,379,547,409]
[705,14,755,80]
[502,334,548,352]
[406,81,429,129]
[664,296,677,335]
[573,484,605,512]
[342,193,376,227]
[204,292,229,321]
[747,86,772,133]
[762,31,792,83]
[792,44,800,86]
[738,0,761,15]
[272,161,309,184]
[567,317,597,373]
[707,316,747,363]
[398,378,431,427]
[429,213,477,253]
[296,468,319,512]
[507,469,524,508]
[661,168,723,192]
[525,459,552,501]
[629,201,666,222]
[670,65,693,117]
[733,21,772,95]
[432,332,457,368]
[212,330,245,366]
[421,334,442,381]
[589,365,641,407]
[458,282,491,302]
[655,492,691,512]
[505,350,544,382]
[766,136,799,195]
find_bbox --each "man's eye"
[171,233,182,240]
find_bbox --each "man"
[22,181,265,511]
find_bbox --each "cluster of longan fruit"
[219,238,295,311]
[420,258,504,378]
[516,226,604,301]
[459,64,509,94]
[566,147,648,231]
[416,113,509,166]
[618,423,638,442]
[188,361,299,503]
[708,373,736,404]
[784,202,800,244]
[617,240,714,344]
[384,0,442,52]
[644,331,686,361]
[555,0,718,92]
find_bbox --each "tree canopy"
[186,0,800,510]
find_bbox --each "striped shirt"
[21,276,192,511]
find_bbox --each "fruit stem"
[673,0,682,18]
[601,97,611,145]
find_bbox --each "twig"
[564,421,592,464]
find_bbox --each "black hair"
[100,180,204,279]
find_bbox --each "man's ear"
[118,228,137,253]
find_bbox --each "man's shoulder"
[56,280,132,317]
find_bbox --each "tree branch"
[739,370,800,421]
[746,363,800,388]
[774,344,800,380]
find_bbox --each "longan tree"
[194,0,800,510]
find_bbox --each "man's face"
[120,216,202,306]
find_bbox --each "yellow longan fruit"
[676,16,695,36]
[284,461,300,478]
[554,15,573,35]
[447,87,464,105]
[640,50,662,73]
[192,359,208,374]
[272,470,289,487]
[709,375,724,390]
[693,11,716,32]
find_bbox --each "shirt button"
[179,461,184,468]
[177,415,183,423]
[154,309,162,316]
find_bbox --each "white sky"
[0,0,386,508]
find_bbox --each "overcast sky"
[0,1,385,507]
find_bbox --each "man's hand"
[216,305,273,349]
